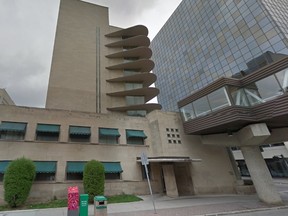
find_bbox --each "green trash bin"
[94,196,107,216]
[79,194,89,216]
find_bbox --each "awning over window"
[36,124,60,133]
[126,130,147,139]
[102,162,123,173]
[0,161,10,173]
[66,161,123,174]
[99,128,120,137]
[0,122,26,132]
[69,126,91,136]
[34,161,57,173]
[67,161,86,173]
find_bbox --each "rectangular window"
[126,96,145,105]
[228,86,251,107]
[180,103,195,121]
[275,68,288,91]
[69,126,91,142]
[0,122,27,140]
[66,161,86,181]
[36,124,60,141]
[99,128,120,144]
[244,75,283,105]
[103,162,123,180]
[125,83,143,90]
[207,87,231,111]
[66,161,122,180]
[34,161,57,181]
[0,161,10,181]
[193,96,211,117]
[126,129,147,145]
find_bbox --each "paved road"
[226,208,288,216]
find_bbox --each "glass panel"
[105,173,121,180]
[245,75,283,105]
[256,75,283,100]
[275,68,288,91]
[36,133,59,141]
[124,57,139,63]
[243,85,263,105]
[207,87,231,111]
[99,136,118,144]
[0,131,25,140]
[193,97,211,117]
[70,135,90,143]
[127,137,144,145]
[123,46,137,51]
[124,70,138,76]
[228,86,250,106]
[179,103,195,121]
[127,110,146,117]
[67,173,83,180]
[126,96,145,105]
[35,173,55,181]
[125,83,143,90]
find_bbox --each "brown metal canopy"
[106,35,150,47]
[106,73,157,87]
[106,25,148,37]
[136,156,202,163]
[107,103,162,113]
[106,59,155,72]
[106,47,152,59]
[107,87,159,102]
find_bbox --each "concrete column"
[25,122,37,141]
[241,146,282,205]
[90,125,98,144]
[226,147,242,183]
[55,160,66,182]
[284,142,288,152]
[59,124,68,143]
[162,164,178,197]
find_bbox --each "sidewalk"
[1,193,288,216]
[107,194,288,216]
[1,179,288,216]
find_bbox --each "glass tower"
[151,0,288,111]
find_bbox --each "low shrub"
[83,160,105,203]
[4,157,36,207]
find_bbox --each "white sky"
[0,0,182,107]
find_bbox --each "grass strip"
[0,194,142,211]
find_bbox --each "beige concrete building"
[46,0,161,115]
[0,105,237,204]
[0,0,240,204]
[0,89,15,105]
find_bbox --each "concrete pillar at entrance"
[162,164,178,197]
[241,146,282,205]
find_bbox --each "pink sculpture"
[68,186,79,210]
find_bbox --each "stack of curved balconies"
[105,25,161,116]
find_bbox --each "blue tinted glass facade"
[151,0,288,111]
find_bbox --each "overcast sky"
[0,0,182,107]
